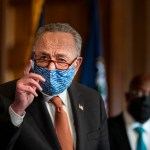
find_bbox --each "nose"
[144,91,150,97]
[47,61,56,70]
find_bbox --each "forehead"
[138,80,150,90]
[133,79,150,91]
[35,32,76,50]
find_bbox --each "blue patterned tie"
[134,126,147,150]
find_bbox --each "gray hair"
[34,23,82,56]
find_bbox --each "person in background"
[108,73,150,150]
[0,23,109,150]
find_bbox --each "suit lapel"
[27,93,61,150]
[68,83,87,150]
[116,114,131,150]
[120,114,132,150]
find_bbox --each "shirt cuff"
[8,105,26,127]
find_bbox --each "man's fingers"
[28,73,45,82]
[24,59,33,75]
[24,78,43,91]
[20,86,38,97]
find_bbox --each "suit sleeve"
[99,96,110,150]
[0,94,21,150]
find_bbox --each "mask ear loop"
[74,57,78,66]
[74,57,82,71]
[68,56,79,69]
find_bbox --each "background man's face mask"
[34,63,76,96]
[127,96,150,123]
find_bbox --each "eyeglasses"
[34,56,78,70]
[130,89,150,98]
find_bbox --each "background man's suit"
[107,113,131,150]
[0,80,109,150]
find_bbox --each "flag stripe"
[79,0,108,104]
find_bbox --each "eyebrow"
[55,53,68,58]
[36,51,70,60]
[35,51,49,55]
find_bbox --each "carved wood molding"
[9,0,80,6]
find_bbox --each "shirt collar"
[123,109,150,133]
[123,110,140,129]
[42,90,68,106]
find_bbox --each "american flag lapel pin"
[79,104,84,111]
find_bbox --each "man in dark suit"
[108,74,150,150]
[0,23,109,150]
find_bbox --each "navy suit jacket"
[108,113,131,150]
[0,80,109,150]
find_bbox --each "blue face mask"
[34,63,76,96]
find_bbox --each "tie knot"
[50,96,62,108]
[134,126,145,134]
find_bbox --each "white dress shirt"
[123,110,150,150]
[9,90,76,148]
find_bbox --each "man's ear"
[125,92,130,103]
[75,57,83,73]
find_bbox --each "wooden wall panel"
[0,0,3,83]
[145,0,150,71]
[108,0,125,116]
[132,0,146,74]
[0,0,7,83]
[8,5,31,78]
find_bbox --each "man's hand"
[11,60,45,115]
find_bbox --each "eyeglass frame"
[128,89,150,98]
[34,54,78,70]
